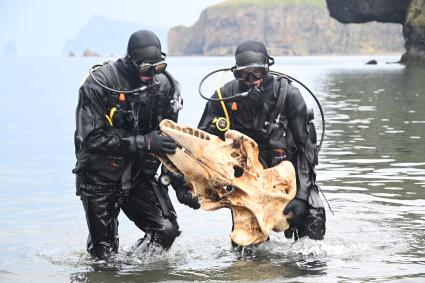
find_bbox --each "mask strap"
[268,56,275,66]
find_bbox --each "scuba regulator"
[245,86,262,101]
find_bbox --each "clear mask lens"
[137,61,167,75]
[233,65,268,81]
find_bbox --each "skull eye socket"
[233,165,244,177]
[231,152,240,158]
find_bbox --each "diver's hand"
[283,198,309,226]
[171,174,200,210]
[137,131,177,156]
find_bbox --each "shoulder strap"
[106,62,123,91]
[94,60,123,92]
[269,76,289,124]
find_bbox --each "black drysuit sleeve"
[74,77,139,157]
[284,85,317,201]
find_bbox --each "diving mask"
[232,64,269,82]
[134,60,167,76]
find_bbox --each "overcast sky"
[0,0,223,56]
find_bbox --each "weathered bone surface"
[159,119,296,246]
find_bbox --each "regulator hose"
[198,69,326,152]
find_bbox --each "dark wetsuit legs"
[284,206,326,240]
[80,180,180,259]
[121,181,181,250]
[80,189,120,259]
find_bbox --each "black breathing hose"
[198,68,240,102]
[198,69,326,152]
[269,71,326,152]
[89,64,149,94]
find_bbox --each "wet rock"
[82,49,101,57]
[366,59,378,65]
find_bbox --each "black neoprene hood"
[127,30,163,63]
[235,40,268,66]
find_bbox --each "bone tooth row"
[162,120,175,129]
[172,124,211,141]
[162,120,210,141]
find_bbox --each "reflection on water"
[0,56,425,282]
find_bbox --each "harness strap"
[269,76,289,123]
[96,62,137,197]
[106,62,123,91]
[256,76,289,139]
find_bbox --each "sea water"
[0,55,424,282]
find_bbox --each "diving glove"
[136,130,177,156]
[283,198,309,226]
[171,174,200,210]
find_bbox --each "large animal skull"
[159,119,296,246]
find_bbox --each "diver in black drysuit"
[73,30,199,259]
[198,40,326,242]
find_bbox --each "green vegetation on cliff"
[406,0,425,28]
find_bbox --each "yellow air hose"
[216,71,230,131]
[105,107,117,126]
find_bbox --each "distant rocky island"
[64,15,168,57]
[168,0,404,56]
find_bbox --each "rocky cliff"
[327,0,425,64]
[168,0,403,56]
[326,0,409,24]
[401,0,425,64]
